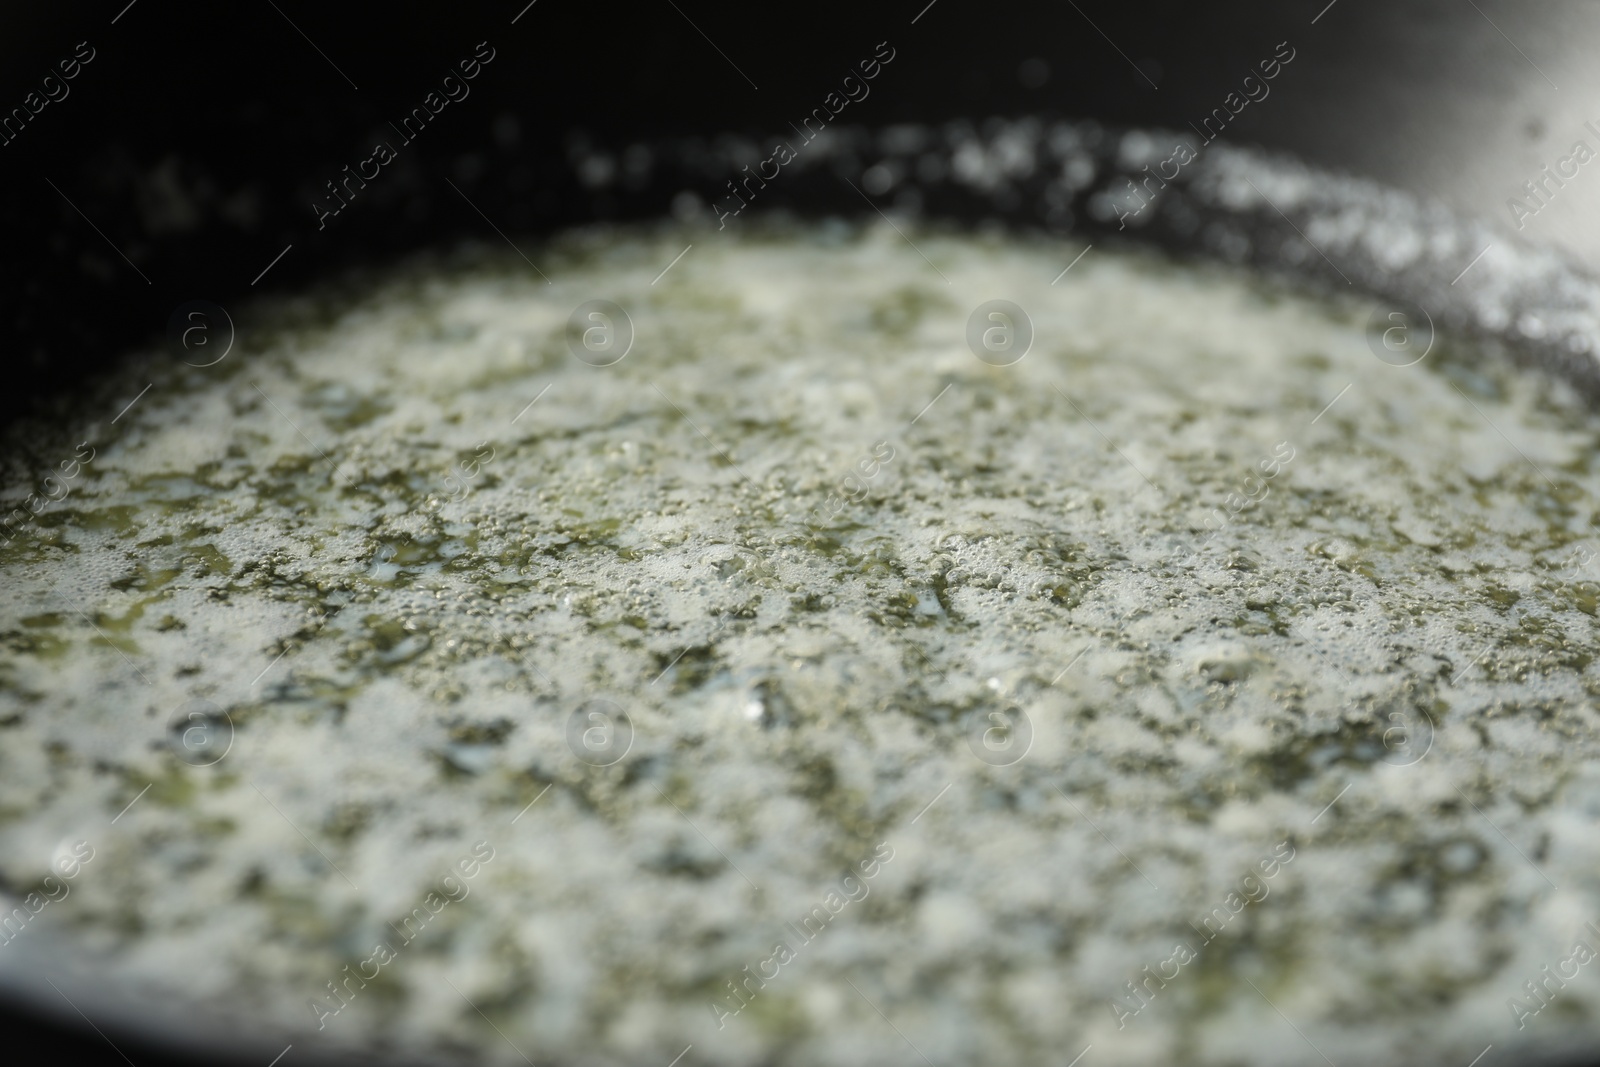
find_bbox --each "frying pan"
[2,1,1597,1064]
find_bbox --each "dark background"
[2,1,1593,1064]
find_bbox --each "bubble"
[862,163,895,196]
[167,301,235,368]
[50,837,94,880]
[966,300,1032,367]
[567,300,633,367]
[966,705,1033,767]
[1378,705,1433,768]
[566,698,633,766]
[368,542,400,581]
[1365,301,1434,368]
[169,699,234,767]
[671,191,705,221]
